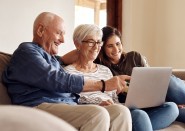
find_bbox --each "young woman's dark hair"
[102,26,122,43]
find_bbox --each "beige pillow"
[0,105,77,131]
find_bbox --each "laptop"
[125,67,172,109]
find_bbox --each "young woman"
[64,24,179,131]
[95,26,185,124]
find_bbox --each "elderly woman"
[64,24,132,131]
[64,24,179,131]
[65,24,132,131]
[65,24,124,105]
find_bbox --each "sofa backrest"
[172,70,185,80]
[0,52,12,104]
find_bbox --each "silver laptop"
[125,67,172,108]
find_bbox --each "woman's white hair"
[73,24,103,43]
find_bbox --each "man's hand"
[83,75,131,92]
[105,75,131,94]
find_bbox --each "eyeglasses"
[82,40,103,47]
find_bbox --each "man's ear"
[37,24,45,37]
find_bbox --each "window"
[75,0,106,28]
[75,0,122,32]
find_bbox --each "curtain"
[106,0,122,33]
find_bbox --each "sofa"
[0,105,77,131]
[0,51,185,131]
[0,52,77,131]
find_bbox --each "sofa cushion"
[0,52,12,104]
[156,121,185,131]
[0,105,77,131]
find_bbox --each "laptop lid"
[125,67,172,109]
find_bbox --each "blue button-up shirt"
[2,42,84,107]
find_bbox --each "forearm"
[83,75,131,94]
[141,55,150,67]
[83,78,120,92]
[61,49,79,65]
[83,80,102,92]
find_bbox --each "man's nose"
[59,35,64,43]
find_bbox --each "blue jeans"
[177,108,185,123]
[166,75,185,104]
[166,75,185,123]
[131,102,179,131]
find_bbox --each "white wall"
[123,0,185,69]
[0,0,75,55]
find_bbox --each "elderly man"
[2,12,132,131]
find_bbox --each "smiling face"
[77,35,102,62]
[33,13,65,55]
[104,35,123,64]
[73,24,103,63]
[41,18,65,55]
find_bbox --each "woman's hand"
[99,100,114,106]
[178,104,185,108]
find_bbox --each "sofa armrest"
[0,105,77,131]
[172,69,185,80]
